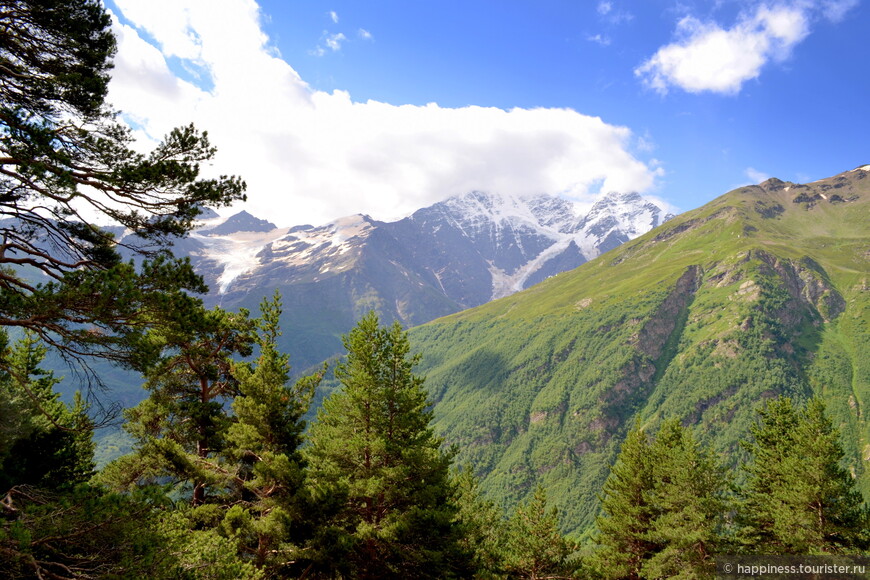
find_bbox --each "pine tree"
[1,485,176,579]
[221,291,323,573]
[98,305,256,505]
[0,331,171,579]
[505,485,578,580]
[0,0,246,368]
[739,397,868,554]
[452,466,509,579]
[304,312,467,579]
[593,419,728,579]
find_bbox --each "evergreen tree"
[642,419,727,579]
[505,485,579,580]
[304,312,467,579]
[98,305,256,505]
[0,0,245,368]
[221,291,323,574]
[593,424,657,579]
[1,485,175,579]
[0,330,94,492]
[593,419,728,579]
[452,466,509,579]
[0,331,171,579]
[739,397,868,554]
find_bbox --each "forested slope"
[411,166,870,534]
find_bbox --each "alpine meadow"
[2,0,870,579]
[412,168,870,537]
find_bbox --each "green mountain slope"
[410,166,870,535]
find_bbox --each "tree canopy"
[0,0,245,369]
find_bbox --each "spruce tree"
[0,330,94,492]
[505,485,578,580]
[593,424,657,579]
[304,312,467,579]
[739,397,868,554]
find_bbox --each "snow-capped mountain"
[151,190,674,369]
[405,190,673,299]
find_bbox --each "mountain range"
[407,165,870,534]
[143,190,672,370]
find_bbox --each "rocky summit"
[145,190,671,369]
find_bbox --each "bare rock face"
[116,190,673,369]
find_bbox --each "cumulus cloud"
[635,0,854,95]
[107,0,661,226]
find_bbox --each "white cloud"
[745,167,770,183]
[107,0,661,226]
[329,10,339,24]
[636,4,810,95]
[635,0,856,95]
[587,33,611,46]
[821,0,860,22]
[358,28,373,40]
[325,32,346,51]
[596,1,633,25]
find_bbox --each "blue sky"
[104,0,868,225]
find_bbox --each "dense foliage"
[5,331,867,579]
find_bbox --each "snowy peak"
[574,191,673,255]
[401,189,671,300]
[202,210,277,236]
[223,214,377,292]
[178,191,673,304]
[579,192,671,233]
[437,190,577,235]
[268,214,375,264]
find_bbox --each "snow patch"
[190,227,290,293]
[488,238,575,299]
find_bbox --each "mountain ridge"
[407,165,869,534]
[147,189,672,370]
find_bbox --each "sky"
[103,0,869,227]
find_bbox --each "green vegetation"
[411,170,870,534]
[304,312,468,578]
[592,419,728,578]
[7,334,864,579]
[2,0,869,576]
[737,397,868,554]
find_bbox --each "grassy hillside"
[410,167,870,535]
